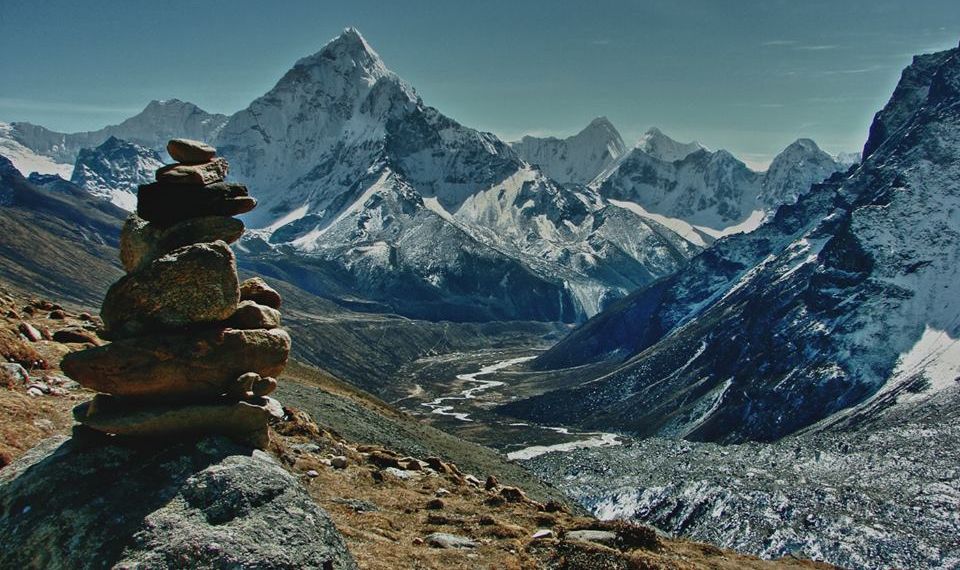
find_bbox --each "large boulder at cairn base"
[61,327,291,400]
[74,395,282,449]
[0,436,357,569]
[101,241,240,338]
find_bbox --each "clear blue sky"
[1,0,957,168]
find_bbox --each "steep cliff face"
[507,44,960,443]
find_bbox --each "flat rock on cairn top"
[167,138,216,164]
[62,139,290,449]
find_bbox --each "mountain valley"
[1,25,957,570]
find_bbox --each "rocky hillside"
[0,281,834,569]
[504,42,960,444]
[0,156,125,306]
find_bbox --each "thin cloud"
[820,65,885,75]
[0,98,141,115]
[795,44,840,51]
[762,41,843,52]
[590,39,613,46]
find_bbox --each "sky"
[1,1,958,169]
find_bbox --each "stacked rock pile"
[63,139,290,448]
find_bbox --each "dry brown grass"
[271,410,837,570]
[0,286,96,464]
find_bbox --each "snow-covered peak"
[510,117,627,184]
[581,116,619,137]
[286,27,397,92]
[835,151,861,166]
[297,28,384,70]
[635,127,706,162]
[760,137,843,206]
[69,136,163,211]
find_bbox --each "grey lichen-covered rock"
[101,241,240,338]
[0,436,357,569]
[61,327,291,400]
[424,532,477,549]
[120,214,160,273]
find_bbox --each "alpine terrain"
[502,43,960,569]
[0,29,848,324]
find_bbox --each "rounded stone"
[239,277,282,309]
[101,241,240,339]
[166,138,216,164]
[226,372,261,399]
[120,215,245,273]
[252,376,278,397]
[226,301,281,330]
[61,327,291,401]
[155,216,245,255]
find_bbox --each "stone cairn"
[63,139,290,448]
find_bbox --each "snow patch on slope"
[0,123,73,178]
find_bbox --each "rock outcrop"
[0,435,357,569]
[62,139,289,448]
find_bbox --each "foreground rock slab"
[0,436,357,569]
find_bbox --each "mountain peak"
[636,127,705,162]
[294,27,387,77]
[587,116,615,129]
[784,138,821,153]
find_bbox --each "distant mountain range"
[515,123,854,247]
[0,28,851,323]
[508,41,960,570]
[503,42,960,444]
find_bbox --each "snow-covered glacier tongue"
[503,43,960,570]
